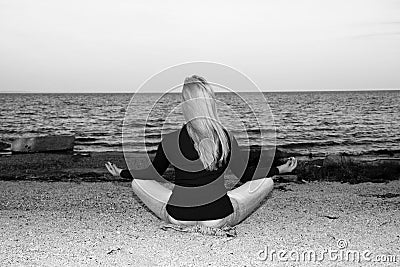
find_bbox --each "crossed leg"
[130,177,274,227]
[226,177,274,226]
[131,179,172,222]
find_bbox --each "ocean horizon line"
[0,88,399,94]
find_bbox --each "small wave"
[75,137,98,142]
[125,122,145,128]
[311,127,335,132]
[147,118,165,123]
[145,133,162,139]
[17,112,38,115]
[280,140,343,149]
[320,121,339,126]
[246,129,275,134]
[0,129,18,134]
[145,123,158,128]
[81,142,121,147]
[89,132,109,137]
[246,129,261,134]
[80,140,160,147]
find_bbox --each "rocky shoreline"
[0,148,399,184]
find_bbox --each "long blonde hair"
[182,75,229,170]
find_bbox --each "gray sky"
[1,0,399,93]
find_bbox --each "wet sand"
[0,152,399,266]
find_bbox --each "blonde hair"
[182,75,229,170]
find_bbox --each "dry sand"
[1,178,399,266]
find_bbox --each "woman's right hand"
[105,162,123,177]
[277,157,298,174]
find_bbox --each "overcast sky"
[0,0,399,93]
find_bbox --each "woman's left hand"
[277,157,298,174]
[105,162,123,177]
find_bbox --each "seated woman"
[106,75,297,228]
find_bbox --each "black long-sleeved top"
[121,124,279,221]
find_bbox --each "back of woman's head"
[182,75,229,170]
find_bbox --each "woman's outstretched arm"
[228,134,297,183]
[106,142,170,182]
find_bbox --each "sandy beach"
[0,151,399,266]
